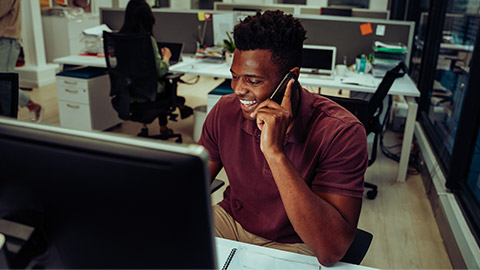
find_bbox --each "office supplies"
[157,41,185,65]
[0,117,216,269]
[301,45,337,79]
[216,243,320,270]
[221,248,237,270]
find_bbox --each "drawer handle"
[66,104,80,109]
[64,81,78,85]
[65,89,79,94]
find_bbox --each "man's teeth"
[240,100,257,106]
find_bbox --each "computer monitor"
[0,117,216,269]
[301,45,337,76]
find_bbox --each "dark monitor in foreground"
[0,117,215,269]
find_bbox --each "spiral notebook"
[217,245,320,270]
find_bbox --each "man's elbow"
[311,233,355,267]
[313,247,346,267]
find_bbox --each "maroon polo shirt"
[198,88,368,243]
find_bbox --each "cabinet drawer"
[57,85,89,104]
[58,101,92,131]
[56,77,88,90]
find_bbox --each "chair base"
[365,181,378,200]
[138,126,182,143]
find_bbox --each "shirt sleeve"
[151,36,169,78]
[311,122,368,198]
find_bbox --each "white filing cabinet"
[56,71,121,131]
[42,12,99,63]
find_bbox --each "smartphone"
[269,72,300,117]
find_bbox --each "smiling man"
[198,10,368,266]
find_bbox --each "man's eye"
[232,74,239,80]
[247,79,262,85]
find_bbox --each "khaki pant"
[213,204,315,256]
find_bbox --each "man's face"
[230,49,284,121]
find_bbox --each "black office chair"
[323,62,407,199]
[340,228,373,265]
[103,31,183,143]
[0,72,19,118]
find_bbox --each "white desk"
[216,237,376,270]
[54,54,420,182]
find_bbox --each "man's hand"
[250,79,295,156]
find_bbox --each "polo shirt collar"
[240,88,314,144]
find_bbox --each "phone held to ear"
[269,72,300,118]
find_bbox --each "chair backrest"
[340,228,373,265]
[367,62,407,122]
[0,73,19,118]
[103,31,161,120]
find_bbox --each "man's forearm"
[265,152,358,266]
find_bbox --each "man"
[0,0,43,121]
[198,10,368,266]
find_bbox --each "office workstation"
[2,0,480,269]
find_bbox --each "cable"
[179,75,200,85]
[378,96,423,175]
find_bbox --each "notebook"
[218,246,320,270]
[157,41,184,65]
[300,44,337,80]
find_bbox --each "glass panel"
[426,0,480,164]
[410,1,431,84]
[466,129,480,205]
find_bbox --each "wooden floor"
[19,75,452,269]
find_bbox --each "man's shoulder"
[310,93,363,127]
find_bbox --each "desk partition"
[298,15,414,66]
[101,8,414,66]
[101,8,219,54]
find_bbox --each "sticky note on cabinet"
[360,23,373,36]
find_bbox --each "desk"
[54,54,420,182]
[215,237,376,269]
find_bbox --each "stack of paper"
[372,41,407,77]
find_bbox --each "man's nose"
[232,80,247,96]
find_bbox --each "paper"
[82,24,112,36]
[375,41,404,49]
[341,77,376,88]
[218,245,320,270]
[213,13,235,46]
[360,23,373,36]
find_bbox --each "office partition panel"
[298,15,414,66]
[101,8,217,54]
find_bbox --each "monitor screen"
[0,117,216,269]
[301,45,337,74]
[157,42,184,65]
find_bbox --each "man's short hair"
[233,10,307,74]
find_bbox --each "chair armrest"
[164,72,184,80]
[210,179,225,194]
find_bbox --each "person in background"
[0,0,44,122]
[119,0,192,135]
[198,10,368,266]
